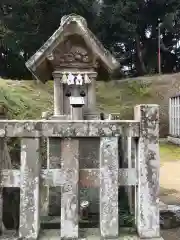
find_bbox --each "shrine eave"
[25,14,120,82]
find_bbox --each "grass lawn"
[0,79,54,119]
[160,142,180,163]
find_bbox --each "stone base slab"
[0,229,163,240]
[167,136,180,145]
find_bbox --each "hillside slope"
[0,73,180,136]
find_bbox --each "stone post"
[100,137,119,238]
[87,72,97,112]
[134,104,160,238]
[19,138,41,239]
[52,71,64,116]
[0,104,11,234]
[61,139,79,239]
[40,112,49,217]
[71,107,83,120]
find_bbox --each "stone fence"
[0,104,160,239]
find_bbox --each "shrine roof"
[25,14,120,82]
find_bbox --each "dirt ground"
[160,161,180,239]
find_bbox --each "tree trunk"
[135,34,146,75]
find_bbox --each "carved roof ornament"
[61,14,87,27]
[25,13,120,82]
[53,42,92,69]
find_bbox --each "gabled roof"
[25,14,120,82]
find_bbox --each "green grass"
[96,81,152,119]
[0,79,53,119]
[160,142,180,163]
[0,78,152,120]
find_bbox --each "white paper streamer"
[61,73,67,83]
[76,74,83,85]
[84,74,91,83]
[67,73,75,85]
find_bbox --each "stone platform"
[167,136,180,145]
[40,229,164,240]
[0,229,163,240]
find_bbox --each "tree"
[0,0,98,79]
[1,0,180,78]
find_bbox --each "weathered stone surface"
[1,168,137,188]
[0,105,163,239]
[100,137,119,238]
[134,104,160,238]
[0,120,139,221]
[19,138,40,239]
[0,121,41,138]
[0,170,20,187]
[39,120,140,138]
[0,120,140,138]
[0,228,164,240]
[60,139,79,239]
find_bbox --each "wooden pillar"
[134,104,160,238]
[100,137,119,238]
[19,138,41,239]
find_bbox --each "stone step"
[160,201,180,229]
[0,228,164,240]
